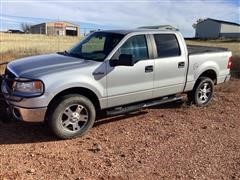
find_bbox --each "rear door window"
[153,34,181,58]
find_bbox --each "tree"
[21,23,31,33]
[192,18,205,29]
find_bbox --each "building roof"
[7,29,24,33]
[30,23,46,27]
[46,21,79,27]
[204,18,240,26]
[31,21,79,27]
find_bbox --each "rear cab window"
[153,34,181,58]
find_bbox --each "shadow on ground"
[0,100,185,144]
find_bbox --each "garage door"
[66,26,78,36]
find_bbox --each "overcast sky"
[0,0,239,37]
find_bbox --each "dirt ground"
[0,79,239,180]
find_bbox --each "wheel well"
[198,70,217,84]
[48,87,101,111]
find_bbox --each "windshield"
[68,32,124,61]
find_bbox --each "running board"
[106,96,182,116]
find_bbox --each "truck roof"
[100,29,178,35]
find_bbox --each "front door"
[106,34,154,107]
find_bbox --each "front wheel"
[188,77,214,107]
[48,94,96,139]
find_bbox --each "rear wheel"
[48,94,96,139]
[188,77,214,107]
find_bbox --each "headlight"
[12,78,44,97]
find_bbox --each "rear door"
[106,34,154,107]
[150,33,188,98]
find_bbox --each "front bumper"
[10,105,47,122]
[1,68,49,122]
[2,80,49,122]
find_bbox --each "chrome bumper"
[11,106,47,122]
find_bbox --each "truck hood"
[7,53,95,78]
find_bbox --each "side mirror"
[110,54,134,66]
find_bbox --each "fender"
[194,60,219,81]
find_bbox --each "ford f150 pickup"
[1,29,232,139]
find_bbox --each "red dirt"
[0,79,239,179]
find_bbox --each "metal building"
[30,21,80,36]
[195,18,240,39]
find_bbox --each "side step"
[106,96,182,116]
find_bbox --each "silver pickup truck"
[1,29,232,139]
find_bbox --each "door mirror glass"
[118,54,134,66]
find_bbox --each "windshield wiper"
[57,50,70,56]
[57,51,98,60]
[69,53,84,59]
[57,51,84,59]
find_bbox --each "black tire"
[188,77,214,107]
[48,94,96,139]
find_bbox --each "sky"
[0,0,239,37]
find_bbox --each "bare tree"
[21,23,31,33]
[192,18,205,29]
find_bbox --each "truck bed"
[187,45,228,55]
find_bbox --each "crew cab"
[1,29,232,139]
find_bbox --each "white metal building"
[195,18,240,39]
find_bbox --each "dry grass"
[0,33,82,72]
[0,32,81,60]
[0,32,81,52]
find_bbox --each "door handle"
[145,65,153,73]
[178,62,185,68]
